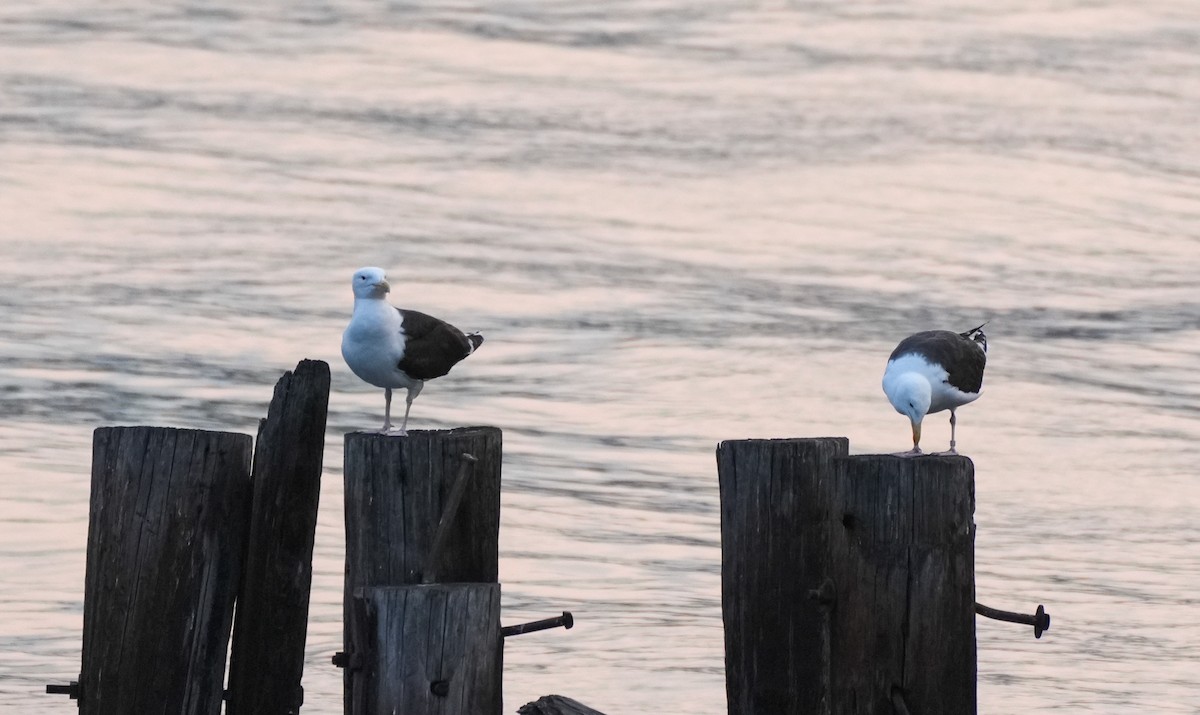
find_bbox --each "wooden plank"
[717,439,976,715]
[226,360,331,715]
[348,584,502,715]
[80,426,252,715]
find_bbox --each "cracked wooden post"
[348,583,502,715]
[717,438,976,715]
[342,427,502,711]
[226,360,330,715]
[77,427,253,715]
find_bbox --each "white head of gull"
[341,266,483,435]
[882,323,987,455]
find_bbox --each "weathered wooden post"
[341,427,503,711]
[343,427,502,590]
[717,437,848,715]
[70,427,252,714]
[717,438,976,715]
[226,359,330,715]
[348,584,502,714]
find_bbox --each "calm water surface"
[2,1,1199,712]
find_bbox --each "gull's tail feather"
[960,322,988,353]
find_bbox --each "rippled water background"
[2,1,1199,712]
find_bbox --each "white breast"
[341,300,415,389]
[884,353,980,415]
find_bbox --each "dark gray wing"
[889,330,986,394]
[396,309,482,380]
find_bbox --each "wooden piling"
[347,583,502,715]
[226,360,330,715]
[831,454,976,713]
[343,427,502,589]
[717,439,976,715]
[79,426,252,715]
[342,427,502,708]
[717,438,849,715]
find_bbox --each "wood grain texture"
[343,427,502,590]
[717,440,976,715]
[343,427,502,710]
[422,453,477,584]
[80,426,252,715]
[226,360,331,715]
[347,584,502,715]
[717,437,849,715]
[826,455,976,714]
[518,695,609,715]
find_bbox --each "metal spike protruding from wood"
[45,680,80,702]
[975,601,1051,638]
[502,611,575,638]
[331,651,363,670]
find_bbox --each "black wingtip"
[467,332,484,353]
[961,322,988,353]
[961,321,989,337]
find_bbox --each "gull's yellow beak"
[911,421,921,449]
[378,279,391,293]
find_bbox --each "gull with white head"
[341,266,483,435]
[882,323,987,455]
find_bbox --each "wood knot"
[807,578,836,607]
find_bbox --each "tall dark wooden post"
[717,438,976,715]
[227,360,331,715]
[342,427,502,709]
[347,584,503,715]
[717,438,849,715]
[79,427,252,715]
[828,454,976,714]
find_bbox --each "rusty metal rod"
[975,601,1050,638]
[502,611,574,638]
[45,681,79,699]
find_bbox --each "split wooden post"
[226,360,331,715]
[347,584,503,715]
[76,427,253,715]
[717,438,977,715]
[342,427,502,708]
[421,451,478,584]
